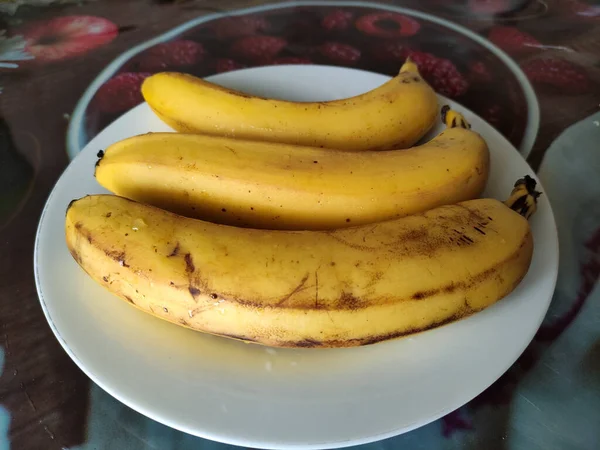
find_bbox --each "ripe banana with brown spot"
[95,108,489,230]
[64,179,539,348]
[140,59,438,151]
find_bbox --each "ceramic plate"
[67,0,539,160]
[36,65,558,450]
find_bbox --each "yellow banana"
[65,178,538,348]
[141,59,438,151]
[95,108,489,230]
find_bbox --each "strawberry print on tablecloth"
[15,15,118,63]
[1,2,600,450]
[84,5,533,151]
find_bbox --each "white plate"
[35,65,558,449]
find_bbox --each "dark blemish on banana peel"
[473,226,486,235]
[184,253,195,273]
[95,150,105,167]
[168,242,180,257]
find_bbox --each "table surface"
[1,1,599,449]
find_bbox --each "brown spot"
[105,212,112,218]
[163,307,169,313]
[473,226,486,235]
[469,265,498,284]
[229,298,261,308]
[102,276,109,283]
[338,291,362,310]
[67,245,83,265]
[443,283,458,294]
[74,221,83,230]
[184,253,195,273]
[277,273,310,306]
[124,295,134,304]
[168,242,180,257]
[360,306,476,346]
[170,281,175,286]
[399,227,428,242]
[314,271,319,309]
[294,339,322,348]
[219,333,257,343]
[365,270,384,289]
[87,234,92,244]
[487,216,493,221]
[178,319,190,326]
[411,289,439,300]
[221,208,227,212]
[463,297,471,310]
[210,293,218,299]
[330,262,336,266]
[346,218,351,223]
[188,286,201,298]
[104,249,130,267]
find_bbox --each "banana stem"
[505,175,542,219]
[441,105,471,129]
[95,150,105,169]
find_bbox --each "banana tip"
[399,57,419,75]
[441,105,471,129]
[516,175,541,196]
[66,198,77,216]
[505,175,542,219]
[95,149,105,170]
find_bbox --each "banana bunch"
[65,61,540,348]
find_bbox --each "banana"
[95,108,489,230]
[64,178,538,348]
[141,59,438,151]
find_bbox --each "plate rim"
[65,0,540,161]
[41,65,557,449]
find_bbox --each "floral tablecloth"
[1,1,599,449]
